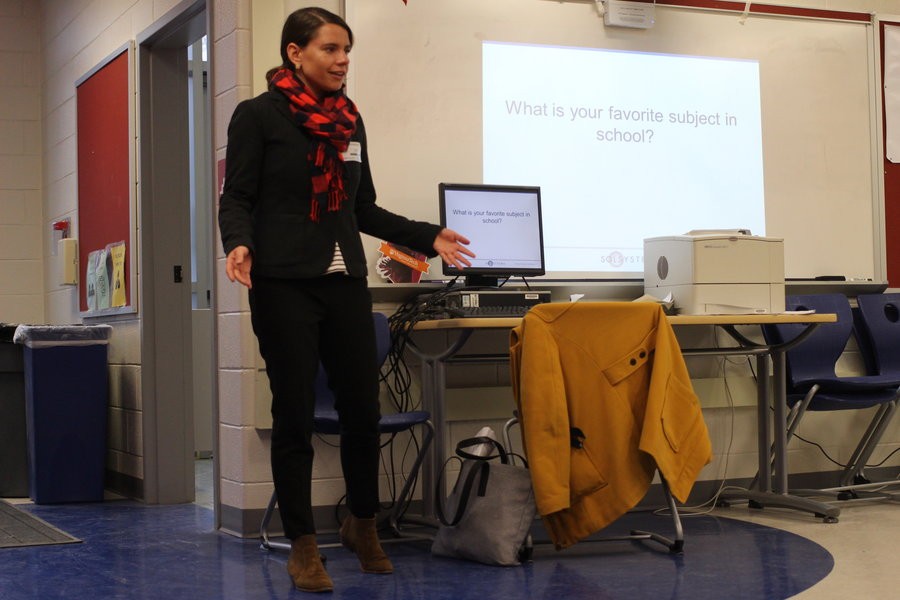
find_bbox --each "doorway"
[136,0,216,515]
[189,34,215,508]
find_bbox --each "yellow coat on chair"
[510,301,712,549]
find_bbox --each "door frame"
[136,0,217,510]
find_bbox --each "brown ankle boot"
[339,516,394,574]
[287,535,334,593]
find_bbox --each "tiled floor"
[0,499,863,599]
[0,500,833,600]
[1,462,896,599]
[723,501,900,599]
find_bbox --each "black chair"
[760,294,900,498]
[260,312,435,551]
[850,293,900,485]
[856,293,900,377]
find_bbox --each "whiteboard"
[343,0,881,282]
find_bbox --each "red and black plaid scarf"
[269,67,359,222]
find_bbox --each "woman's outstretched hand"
[433,228,475,270]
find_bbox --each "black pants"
[249,274,381,539]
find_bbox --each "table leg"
[720,349,840,522]
[410,329,472,520]
[756,353,772,493]
[771,349,789,494]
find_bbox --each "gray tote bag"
[432,437,536,566]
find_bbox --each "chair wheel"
[822,516,839,524]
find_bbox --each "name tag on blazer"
[343,141,362,162]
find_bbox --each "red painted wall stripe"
[660,1,871,23]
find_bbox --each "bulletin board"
[76,43,136,315]
[881,20,900,287]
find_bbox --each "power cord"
[662,325,780,517]
[659,336,738,517]
[325,431,422,529]
[379,285,491,523]
[790,431,900,470]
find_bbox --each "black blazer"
[218,91,441,279]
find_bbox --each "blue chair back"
[856,293,900,378]
[761,294,853,387]
[851,305,879,376]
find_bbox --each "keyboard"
[454,305,532,318]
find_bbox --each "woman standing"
[218,7,473,593]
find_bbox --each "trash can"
[14,324,113,504]
[0,323,28,497]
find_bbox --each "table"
[407,312,840,523]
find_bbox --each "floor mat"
[0,500,81,548]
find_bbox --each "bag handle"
[455,436,509,463]
[456,436,529,467]
[434,459,491,527]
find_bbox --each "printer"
[643,230,785,315]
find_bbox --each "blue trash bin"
[14,325,112,504]
[0,323,28,497]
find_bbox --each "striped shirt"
[324,242,347,275]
